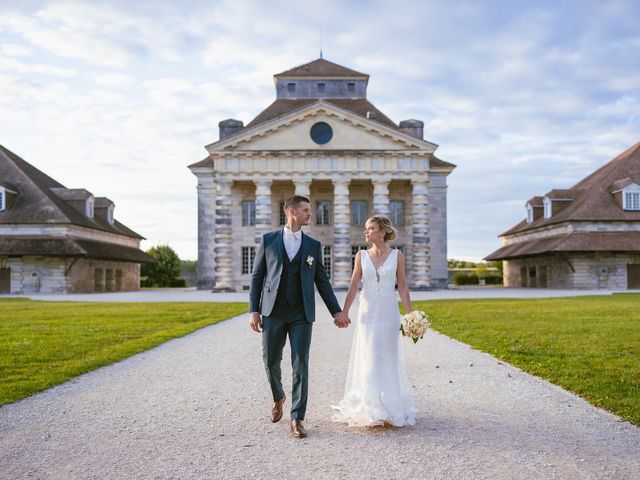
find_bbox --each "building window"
[107,205,114,225]
[115,270,123,291]
[323,246,332,278]
[86,197,95,218]
[347,82,355,93]
[105,269,114,292]
[279,202,286,225]
[242,200,256,226]
[526,204,534,223]
[316,200,331,225]
[389,200,404,226]
[242,246,256,275]
[351,200,367,225]
[317,82,326,93]
[543,197,552,219]
[624,191,640,211]
[287,82,296,93]
[95,268,104,292]
[352,245,367,270]
[0,188,4,211]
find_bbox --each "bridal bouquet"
[400,310,431,344]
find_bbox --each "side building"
[189,58,456,291]
[486,140,640,289]
[0,145,154,294]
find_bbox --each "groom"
[249,195,349,438]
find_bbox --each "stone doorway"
[0,267,10,293]
[627,264,640,289]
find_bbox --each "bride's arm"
[396,250,412,313]
[342,250,363,317]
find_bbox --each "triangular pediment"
[206,102,437,153]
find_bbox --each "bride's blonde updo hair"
[366,215,398,242]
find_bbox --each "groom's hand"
[249,312,263,333]
[334,312,350,328]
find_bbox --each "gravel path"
[1,296,639,479]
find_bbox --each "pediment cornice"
[205,101,438,153]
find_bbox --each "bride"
[332,216,417,427]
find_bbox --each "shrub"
[484,274,503,285]
[453,272,479,285]
[141,245,182,287]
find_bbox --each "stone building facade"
[189,58,455,292]
[0,145,153,294]
[486,140,640,289]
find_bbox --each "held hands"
[249,312,263,333]
[334,311,351,328]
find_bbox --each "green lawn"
[413,294,640,425]
[0,299,247,405]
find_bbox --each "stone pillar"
[332,177,351,289]
[294,177,311,198]
[213,176,234,292]
[254,179,273,244]
[428,173,449,288]
[294,177,312,233]
[411,176,430,290]
[372,178,390,217]
[196,173,216,289]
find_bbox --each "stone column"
[294,177,312,233]
[196,173,216,289]
[428,173,449,288]
[332,177,351,289]
[254,179,273,244]
[411,176,430,289]
[213,176,234,292]
[294,177,311,197]
[372,178,390,217]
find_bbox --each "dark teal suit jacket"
[249,229,341,322]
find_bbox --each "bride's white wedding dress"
[332,249,417,427]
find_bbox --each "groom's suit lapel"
[299,232,311,285]
[276,228,285,266]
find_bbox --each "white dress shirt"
[283,226,302,261]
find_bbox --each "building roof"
[0,144,144,239]
[274,58,368,79]
[245,98,399,130]
[0,237,155,263]
[485,231,640,261]
[500,139,640,236]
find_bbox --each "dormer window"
[526,204,534,223]
[317,82,325,93]
[623,186,640,211]
[0,187,5,211]
[287,83,296,93]
[107,204,114,224]
[347,82,355,93]
[543,197,552,219]
[86,197,95,218]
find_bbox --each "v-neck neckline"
[366,248,393,274]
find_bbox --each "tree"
[141,245,181,287]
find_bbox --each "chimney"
[399,119,424,140]
[219,119,244,140]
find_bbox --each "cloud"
[1,0,639,262]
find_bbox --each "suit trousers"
[262,314,313,420]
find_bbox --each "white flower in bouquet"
[400,310,431,344]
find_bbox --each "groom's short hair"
[283,195,310,215]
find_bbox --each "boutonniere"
[306,255,314,268]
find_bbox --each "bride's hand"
[334,311,350,328]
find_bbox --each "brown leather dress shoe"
[291,419,307,438]
[270,394,286,423]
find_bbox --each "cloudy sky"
[1,0,638,261]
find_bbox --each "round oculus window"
[310,121,333,145]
